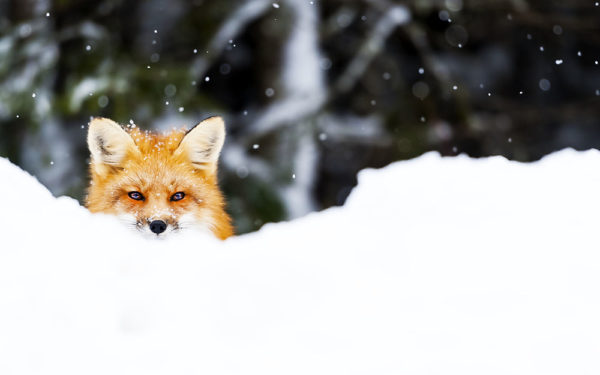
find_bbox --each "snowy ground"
[1,149,600,374]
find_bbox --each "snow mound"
[1,149,600,375]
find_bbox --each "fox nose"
[149,220,167,234]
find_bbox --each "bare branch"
[189,0,272,80]
[332,5,411,95]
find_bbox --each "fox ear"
[175,116,226,173]
[87,117,137,169]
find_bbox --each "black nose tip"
[149,220,167,234]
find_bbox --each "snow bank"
[1,149,600,375]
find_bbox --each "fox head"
[85,116,233,239]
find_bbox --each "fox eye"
[128,191,145,201]
[170,192,185,201]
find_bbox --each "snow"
[69,77,109,111]
[246,0,325,137]
[2,149,600,374]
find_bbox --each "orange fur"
[85,117,233,239]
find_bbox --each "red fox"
[85,116,233,239]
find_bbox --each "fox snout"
[149,220,167,235]
[140,217,176,236]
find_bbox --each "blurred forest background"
[1,0,599,234]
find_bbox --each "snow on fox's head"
[85,116,233,240]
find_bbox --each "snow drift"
[1,149,600,375]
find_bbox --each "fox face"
[85,116,233,239]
